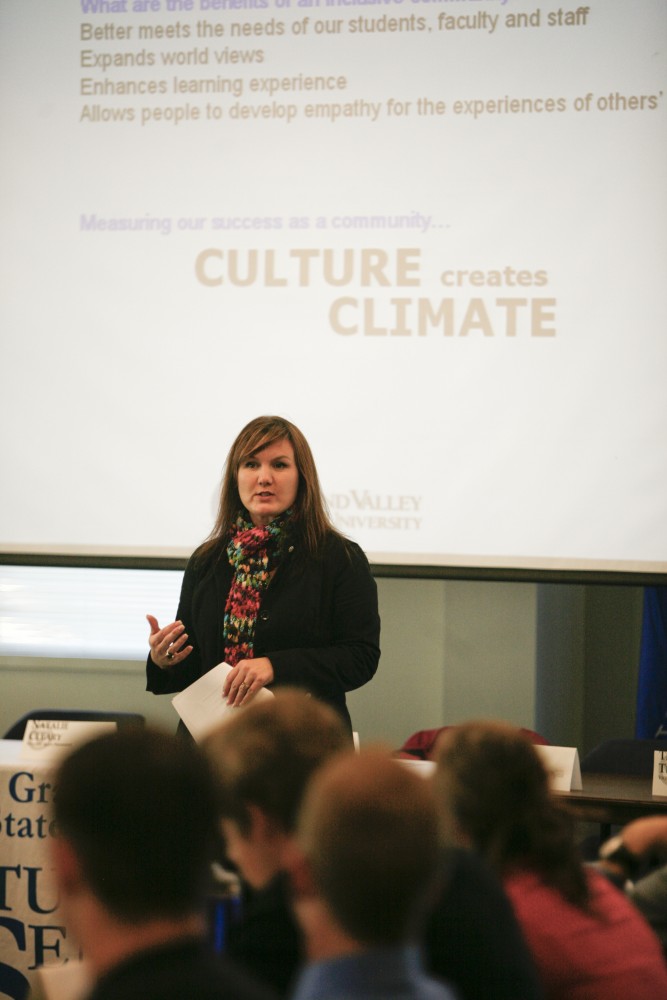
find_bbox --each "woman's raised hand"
[146,614,193,670]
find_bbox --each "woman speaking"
[146,415,380,733]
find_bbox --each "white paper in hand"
[172,663,274,742]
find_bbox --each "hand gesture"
[146,614,193,670]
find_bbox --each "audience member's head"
[53,726,220,924]
[433,720,588,908]
[292,748,440,949]
[204,689,348,888]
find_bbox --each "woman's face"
[237,438,299,527]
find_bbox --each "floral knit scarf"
[223,511,292,666]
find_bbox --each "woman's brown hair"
[434,720,590,910]
[199,415,341,560]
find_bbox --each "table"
[399,759,667,839]
[556,772,667,840]
[0,739,78,1000]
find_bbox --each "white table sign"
[535,744,582,792]
[396,759,436,779]
[0,740,82,999]
[652,750,667,797]
[21,720,117,763]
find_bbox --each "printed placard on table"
[652,750,667,797]
[535,744,583,792]
[21,719,117,763]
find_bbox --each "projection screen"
[1,0,666,577]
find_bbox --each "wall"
[535,584,644,754]
[0,578,645,754]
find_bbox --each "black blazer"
[146,532,380,730]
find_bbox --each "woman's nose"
[258,466,272,484]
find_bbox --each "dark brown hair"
[433,720,590,910]
[54,728,220,921]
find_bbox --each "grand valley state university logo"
[327,491,423,533]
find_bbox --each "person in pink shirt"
[432,720,667,1000]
